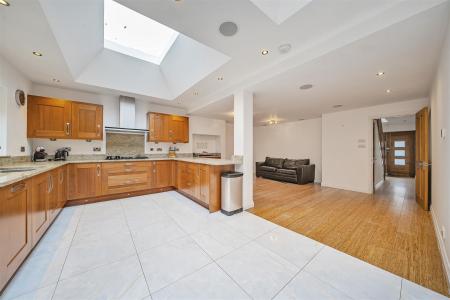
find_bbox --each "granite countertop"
[0,157,237,188]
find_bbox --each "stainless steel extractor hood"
[105,96,148,134]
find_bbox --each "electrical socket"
[93,147,101,152]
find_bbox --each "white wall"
[430,13,450,284]
[254,118,322,182]
[373,121,384,189]
[383,120,416,132]
[225,123,234,159]
[321,98,429,193]
[0,56,32,156]
[29,84,227,157]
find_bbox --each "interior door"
[415,107,430,210]
[385,131,415,177]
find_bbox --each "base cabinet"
[31,172,51,246]
[68,163,102,200]
[0,180,32,290]
[102,162,153,195]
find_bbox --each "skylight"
[104,0,179,65]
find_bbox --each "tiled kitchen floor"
[0,192,447,300]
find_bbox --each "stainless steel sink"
[0,167,36,173]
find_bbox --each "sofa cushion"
[265,157,285,169]
[277,169,297,176]
[259,166,277,172]
[283,159,310,169]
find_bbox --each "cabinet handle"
[124,163,134,166]
[11,182,25,193]
[65,123,70,135]
[96,164,101,176]
[59,171,64,184]
[47,175,52,193]
[125,168,132,172]
[96,124,101,137]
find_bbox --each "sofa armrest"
[256,161,265,169]
[296,164,315,184]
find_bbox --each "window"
[394,150,406,157]
[104,0,179,64]
[395,159,406,166]
[394,141,405,148]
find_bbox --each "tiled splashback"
[106,133,145,156]
[0,156,31,166]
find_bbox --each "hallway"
[250,177,448,296]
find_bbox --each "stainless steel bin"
[221,171,243,215]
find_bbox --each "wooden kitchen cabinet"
[47,169,59,223]
[31,172,51,246]
[0,180,32,290]
[148,113,170,142]
[68,163,102,201]
[71,102,103,140]
[154,161,172,188]
[57,166,67,209]
[27,95,103,140]
[199,165,210,205]
[170,115,189,143]
[27,95,72,139]
[147,112,189,143]
[101,162,153,195]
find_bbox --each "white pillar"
[234,90,254,209]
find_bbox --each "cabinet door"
[57,166,67,209]
[148,113,169,142]
[31,172,50,245]
[47,170,59,223]
[68,163,102,200]
[154,161,172,188]
[169,116,189,143]
[27,95,72,139]
[199,165,210,205]
[71,102,103,140]
[0,181,32,290]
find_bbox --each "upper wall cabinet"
[27,95,103,140]
[147,112,189,143]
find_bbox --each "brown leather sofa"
[256,157,315,184]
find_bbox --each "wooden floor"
[249,177,449,296]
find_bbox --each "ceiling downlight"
[0,0,9,6]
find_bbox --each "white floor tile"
[53,255,149,300]
[73,215,129,245]
[224,212,278,239]
[191,222,250,259]
[216,241,299,299]
[0,247,67,299]
[60,231,135,279]
[401,279,448,300]
[152,263,250,300]
[304,246,402,300]
[139,236,212,292]
[256,226,324,268]
[274,271,353,300]
[3,284,57,300]
[131,220,186,253]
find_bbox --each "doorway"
[385,131,415,177]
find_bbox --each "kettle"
[55,147,70,161]
[33,146,48,162]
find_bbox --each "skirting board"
[431,206,450,294]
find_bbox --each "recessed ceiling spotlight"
[217,76,224,81]
[278,43,292,54]
[52,78,60,83]
[261,49,269,55]
[386,89,391,93]
[0,0,9,6]
[333,104,343,108]
[376,71,385,76]
[299,84,313,90]
[268,119,279,125]
[219,21,238,37]
[32,51,43,57]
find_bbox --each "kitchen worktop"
[0,157,237,188]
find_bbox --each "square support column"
[234,90,254,209]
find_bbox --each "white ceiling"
[192,2,450,124]
[0,0,449,119]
